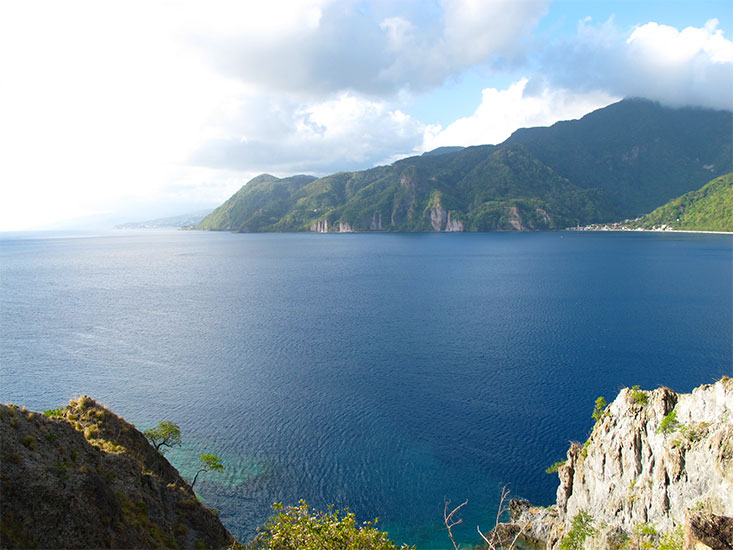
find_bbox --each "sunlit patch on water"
[157,438,271,490]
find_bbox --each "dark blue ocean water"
[1,230,731,548]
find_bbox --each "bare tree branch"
[476,485,524,550]
[445,485,526,550]
[444,499,468,550]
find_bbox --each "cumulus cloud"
[190,93,426,174]
[186,0,550,96]
[441,0,549,67]
[421,78,618,149]
[541,17,733,110]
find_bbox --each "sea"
[1,230,731,548]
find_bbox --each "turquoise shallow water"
[1,230,731,548]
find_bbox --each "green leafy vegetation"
[546,460,567,474]
[679,422,710,442]
[657,410,680,434]
[560,511,597,550]
[246,501,415,550]
[622,524,685,550]
[143,421,182,454]
[43,407,65,418]
[195,99,732,233]
[592,396,608,422]
[656,526,685,550]
[627,173,732,232]
[629,386,648,406]
[507,99,732,219]
[191,454,224,490]
[580,440,591,458]
[1,398,234,549]
[198,147,607,233]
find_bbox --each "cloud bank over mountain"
[0,0,731,229]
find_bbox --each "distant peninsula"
[115,210,212,230]
[196,99,732,234]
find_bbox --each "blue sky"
[410,0,733,126]
[0,0,731,230]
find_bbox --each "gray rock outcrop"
[502,378,733,549]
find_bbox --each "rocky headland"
[0,396,233,549]
[495,379,733,549]
[1,380,731,549]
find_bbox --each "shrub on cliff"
[560,512,596,550]
[592,396,608,422]
[246,501,415,550]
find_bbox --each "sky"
[0,0,732,230]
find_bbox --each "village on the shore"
[568,221,732,234]
[569,220,670,231]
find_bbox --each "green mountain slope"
[197,174,317,231]
[197,99,733,233]
[628,173,733,232]
[506,98,732,219]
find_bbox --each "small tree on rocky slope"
[144,421,182,454]
[191,454,223,490]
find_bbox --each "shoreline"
[567,228,732,235]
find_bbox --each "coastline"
[654,229,733,235]
[567,227,732,235]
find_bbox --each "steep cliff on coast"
[499,379,733,550]
[0,396,233,549]
[2,381,730,550]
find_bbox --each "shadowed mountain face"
[505,98,733,218]
[197,99,733,233]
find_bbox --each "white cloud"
[421,78,618,149]
[626,19,731,64]
[441,0,549,66]
[380,17,416,51]
[187,0,550,96]
[191,93,426,174]
[542,17,733,110]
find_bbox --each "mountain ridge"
[197,99,732,233]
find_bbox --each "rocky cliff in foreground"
[0,396,234,549]
[2,382,730,550]
[499,379,733,549]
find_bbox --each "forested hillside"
[197,99,732,233]
[627,173,733,232]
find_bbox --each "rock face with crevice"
[502,379,733,549]
[0,396,234,549]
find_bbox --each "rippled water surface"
[1,230,731,548]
